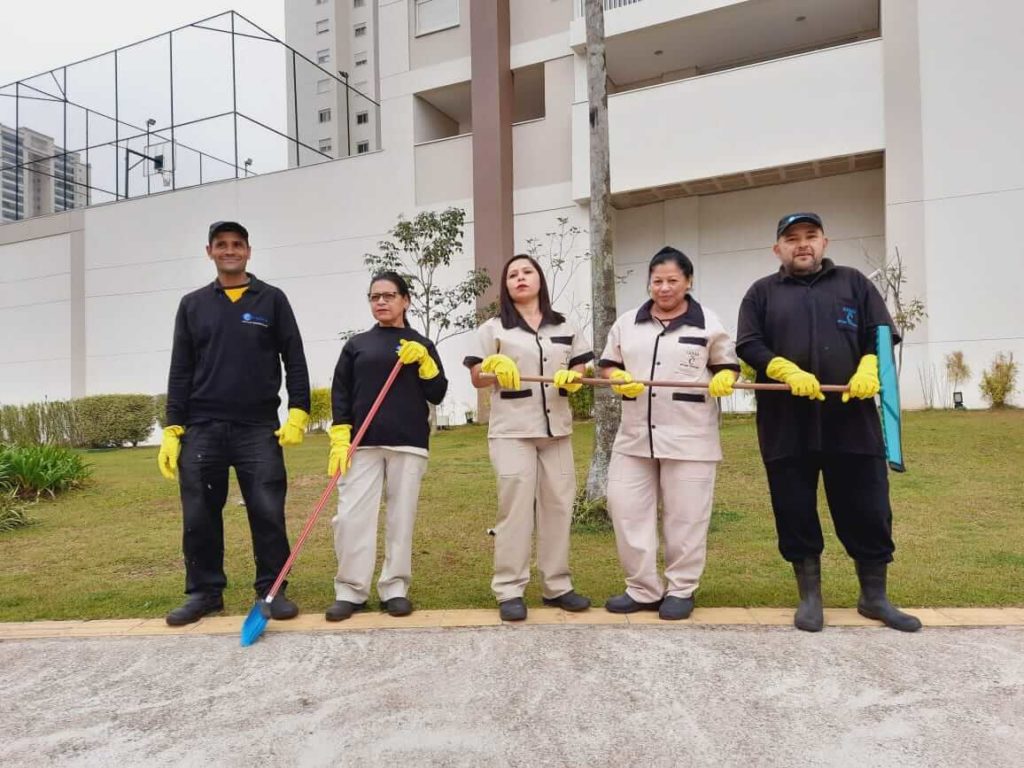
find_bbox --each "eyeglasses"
[368,291,399,303]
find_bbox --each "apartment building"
[1,124,90,223]
[1,1,1021,415]
[285,0,381,162]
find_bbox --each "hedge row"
[0,395,161,448]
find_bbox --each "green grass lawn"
[1,410,1021,621]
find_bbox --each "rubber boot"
[792,557,824,632]
[855,561,922,632]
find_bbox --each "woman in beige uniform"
[599,246,740,620]
[465,254,594,621]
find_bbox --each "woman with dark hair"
[325,271,448,621]
[598,246,740,620]
[464,254,594,621]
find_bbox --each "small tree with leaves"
[979,352,1018,408]
[526,217,592,331]
[869,245,927,373]
[362,207,492,345]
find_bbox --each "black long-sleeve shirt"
[332,325,448,450]
[736,259,898,461]
[166,275,310,427]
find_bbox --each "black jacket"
[332,325,448,450]
[166,275,310,427]
[736,259,898,461]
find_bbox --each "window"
[356,111,369,125]
[316,49,330,64]
[354,23,367,37]
[316,19,329,34]
[356,141,370,154]
[318,108,332,123]
[354,52,368,67]
[354,0,365,7]
[318,138,332,153]
[415,0,459,36]
[316,0,328,4]
[317,78,331,94]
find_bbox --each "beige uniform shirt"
[600,298,740,461]
[466,316,594,438]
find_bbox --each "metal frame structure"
[0,11,381,224]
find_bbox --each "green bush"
[0,443,91,498]
[568,366,595,420]
[0,490,34,532]
[980,352,1018,408]
[76,394,157,448]
[309,387,332,432]
[0,400,81,446]
[153,394,168,429]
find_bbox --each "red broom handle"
[264,357,405,602]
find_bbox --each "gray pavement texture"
[2,625,1023,768]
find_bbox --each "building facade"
[1,124,90,223]
[1,0,1022,417]
[285,0,382,162]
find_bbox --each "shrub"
[0,490,34,532]
[568,366,595,420]
[76,394,157,448]
[0,443,91,498]
[979,352,1018,408]
[309,388,332,433]
[0,400,81,446]
[153,394,168,429]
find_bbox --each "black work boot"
[855,561,922,632]
[261,587,299,621]
[499,597,527,621]
[325,600,367,622]
[792,557,824,632]
[165,593,224,626]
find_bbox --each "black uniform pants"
[764,453,895,563]
[177,421,290,597]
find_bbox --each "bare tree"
[584,0,619,503]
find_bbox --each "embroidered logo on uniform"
[838,306,858,329]
[242,312,270,327]
[684,349,703,368]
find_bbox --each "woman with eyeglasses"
[464,254,594,621]
[324,271,448,621]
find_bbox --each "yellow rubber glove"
[609,369,646,398]
[843,354,880,403]
[766,357,826,401]
[481,354,521,390]
[398,339,439,380]
[274,408,309,447]
[708,369,738,398]
[157,425,185,480]
[327,424,352,477]
[552,369,583,393]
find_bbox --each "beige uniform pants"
[331,447,428,603]
[488,436,576,602]
[606,452,717,603]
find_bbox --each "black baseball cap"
[208,221,249,243]
[776,212,823,239]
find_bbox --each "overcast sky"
[0,1,285,85]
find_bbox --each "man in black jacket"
[736,212,920,633]
[159,221,311,626]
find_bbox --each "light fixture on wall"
[796,15,807,22]
[953,391,965,410]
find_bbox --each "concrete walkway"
[2,609,1023,767]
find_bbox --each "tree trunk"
[584,0,619,503]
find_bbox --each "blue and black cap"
[208,221,249,244]
[776,212,823,239]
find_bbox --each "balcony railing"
[574,0,645,19]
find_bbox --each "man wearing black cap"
[736,212,920,633]
[158,221,311,625]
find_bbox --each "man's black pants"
[178,421,290,597]
[764,453,895,563]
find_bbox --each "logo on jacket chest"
[837,306,858,330]
[241,312,270,328]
